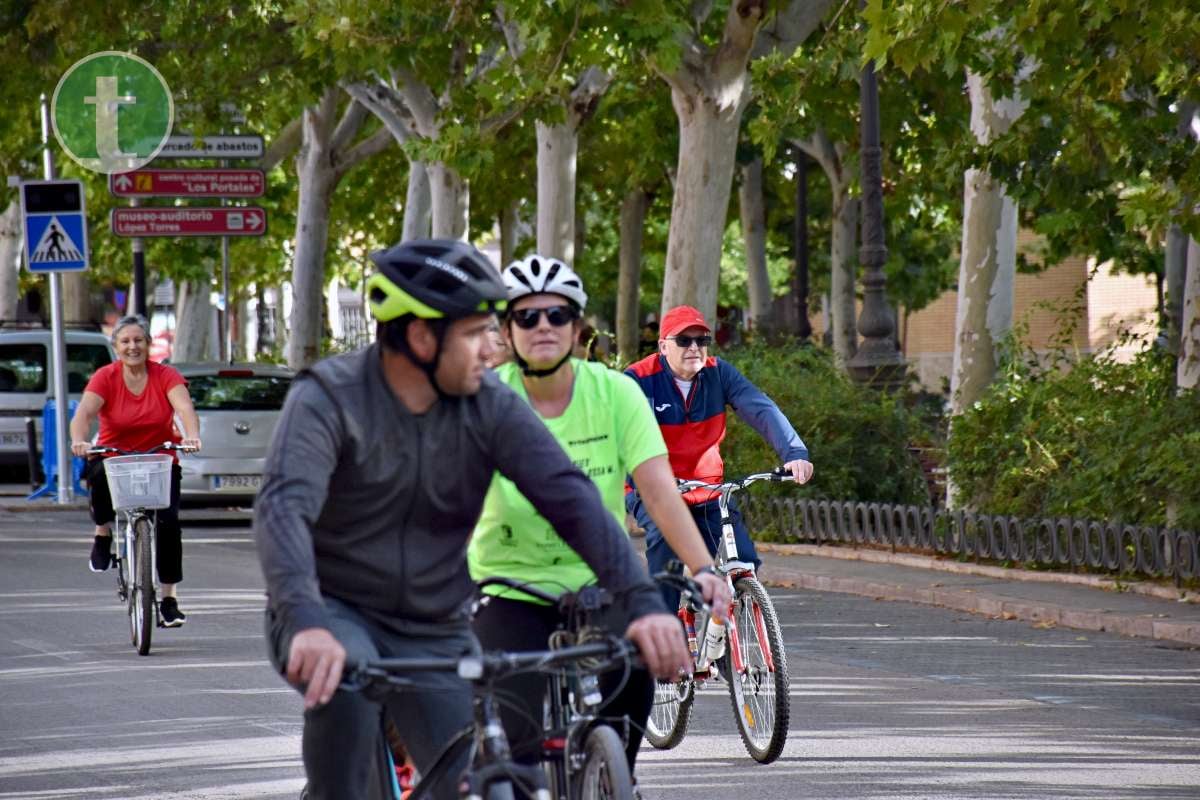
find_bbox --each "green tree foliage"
[948,332,1200,530]
[719,341,930,505]
[865,0,1200,273]
[749,6,967,317]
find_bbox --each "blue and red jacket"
[624,353,808,505]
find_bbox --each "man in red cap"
[624,305,814,610]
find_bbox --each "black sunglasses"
[671,334,712,349]
[510,305,578,330]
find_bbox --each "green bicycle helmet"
[366,239,505,397]
[367,239,507,322]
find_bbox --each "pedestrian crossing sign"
[20,180,89,273]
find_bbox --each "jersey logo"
[655,403,671,412]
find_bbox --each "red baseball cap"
[659,305,711,340]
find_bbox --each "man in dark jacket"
[255,240,688,800]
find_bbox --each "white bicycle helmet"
[502,254,588,310]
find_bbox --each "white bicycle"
[644,468,793,763]
[88,442,193,656]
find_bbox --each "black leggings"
[472,596,654,773]
[86,457,184,584]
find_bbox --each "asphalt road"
[0,512,1197,799]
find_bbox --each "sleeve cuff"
[616,583,669,628]
[278,602,333,641]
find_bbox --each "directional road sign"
[19,180,89,273]
[157,135,263,160]
[110,207,267,237]
[109,168,265,198]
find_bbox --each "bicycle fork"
[463,693,549,800]
[118,512,161,623]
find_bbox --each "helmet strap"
[384,318,454,398]
[511,345,572,378]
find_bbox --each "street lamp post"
[793,147,813,341]
[847,28,906,389]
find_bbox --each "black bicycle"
[334,634,640,800]
[87,442,192,656]
[474,576,649,800]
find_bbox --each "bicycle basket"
[103,454,174,510]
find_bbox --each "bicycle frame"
[476,577,632,800]
[677,470,788,678]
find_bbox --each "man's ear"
[657,339,669,357]
[406,318,437,361]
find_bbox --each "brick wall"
[803,230,1159,392]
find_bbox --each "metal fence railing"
[738,495,1199,585]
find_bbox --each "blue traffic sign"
[20,180,89,273]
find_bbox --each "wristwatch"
[693,565,717,578]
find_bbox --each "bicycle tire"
[723,576,789,763]
[644,675,694,749]
[130,516,154,656]
[572,725,632,800]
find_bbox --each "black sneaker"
[88,536,113,572]
[160,597,187,627]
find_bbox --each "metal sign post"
[27,95,85,504]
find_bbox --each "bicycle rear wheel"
[644,675,694,749]
[724,576,789,763]
[130,516,155,656]
[572,725,632,800]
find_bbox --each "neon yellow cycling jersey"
[469,358,666,601]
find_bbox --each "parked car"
[0,325,115,472]
[173,362,293,507]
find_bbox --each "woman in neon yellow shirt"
[469,254,729,784]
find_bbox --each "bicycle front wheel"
[572,725,632,800]
[644,675,694,749]
[130,516,155,656]
[724,576,789,763]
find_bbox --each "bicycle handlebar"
[676,465,792,495]
[86,441,198,456]
[343,637,639,692]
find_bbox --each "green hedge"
[716,340,930,506]
[947,339,1200,530]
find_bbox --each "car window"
[0,342,113,393]
[187,375,292,410]
[67,344,113,392]
[0,344,47,392]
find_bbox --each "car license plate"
[211,474,262,491]
[0,432,26,447]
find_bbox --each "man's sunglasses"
[671,334,712,349]
[510,305,578,330]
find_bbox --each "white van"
[0,327,115,469]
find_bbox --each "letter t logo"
[85,76,137,170]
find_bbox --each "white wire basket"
[103,454,174,511]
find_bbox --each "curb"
[757,558,1200,648]
[0,502,90,512]
[754,542,1200,604]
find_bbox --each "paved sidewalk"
[754,542,1200,647]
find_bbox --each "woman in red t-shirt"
[68,315,202,627]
